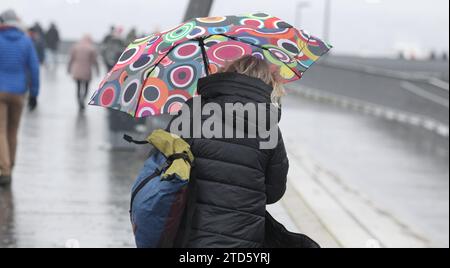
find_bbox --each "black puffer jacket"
[174,72,289,248]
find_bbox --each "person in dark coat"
[101,26,125,71]
[45,23,60,68]
[171,55,289,248]
[28,23,46,65]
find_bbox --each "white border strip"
[288,86,450,138]
[401,82,449,108]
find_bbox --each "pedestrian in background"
[125,28,137,44]
[0,10,40,186]
[45,23,60,69]
[68,35,99,111]
[101,26,125,71]
[28,22,46,65]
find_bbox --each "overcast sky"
[1,0,449,57]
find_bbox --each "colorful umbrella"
[89,13,332,118]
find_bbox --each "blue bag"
[127,130,194,248]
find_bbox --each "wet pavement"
[0,64,448,248]
[281,93,449,247]
[0,68,144,248]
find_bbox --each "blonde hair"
[220,55,285,106]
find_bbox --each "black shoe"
[0,175,12,187]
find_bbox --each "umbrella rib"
[197,37,211,76]
[132,32,313,116]
[291,34,313,79]
[216,33,304,80]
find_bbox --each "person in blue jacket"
[0,9,40,186]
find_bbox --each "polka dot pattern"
[89,13,331,118]
[207,41,253,65]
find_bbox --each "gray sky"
[2,0,449,57]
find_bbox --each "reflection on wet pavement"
[0,69,146,248]
[0,67,448,248]
[281,94,449,247]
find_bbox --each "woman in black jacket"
[171,55,289,248]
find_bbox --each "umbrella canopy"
[89,13,332,118]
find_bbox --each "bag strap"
[167,153,193,167]
[173,165,198,248]
[123,134,149,145]
[129,151,193,220]
[129,169,161,220]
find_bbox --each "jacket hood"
[198,72,273,104]
[198,71,281,116]
[0,27,25,42]
[189,72,282,132]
